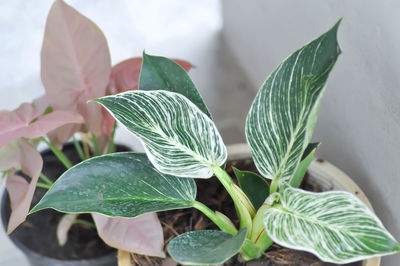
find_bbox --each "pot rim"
[226,143,381,266]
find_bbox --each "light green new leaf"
[94,90,226,178]
[246,20,341,181]
[140,52,211,118]
[168,228,247,265]
[290,142,320,187]
[31,153,196,217]
[264,184,400,264]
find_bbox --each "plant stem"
[91,133,100,156]
[72,136,85,161]
[39,173,53,186]
[72,219,95,228]
[40,137,72,169]
[211,165,253,235]
[193,201,237,235]
[82,139,90,159]
[107,122,117,154]
[36,182,51,189]
[270,177,279,194]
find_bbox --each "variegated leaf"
[246,20,341,181]
[93,90,226,178]
[264,184,400,264]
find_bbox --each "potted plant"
[0,0,191,265]
[31,18,400,265]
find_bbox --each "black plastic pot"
[1,142,130,266]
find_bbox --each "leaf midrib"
[55,196,194,205]
[275,204,367,237]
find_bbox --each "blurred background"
[0,0,399,265]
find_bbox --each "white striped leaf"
[246,20,341,182]
[139,52,211,118]
[263,184,400,264]
[94,90,226,178]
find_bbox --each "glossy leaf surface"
[233,167,269,210]
[31,153,196,216]
[264,184,400,263]
[246,20,341,182]
[168,228,247,265]
[139,52,211,118]
[94,91,226,178]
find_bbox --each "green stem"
[107,122,117,154]
[193,201,237,235]
[270,177,279,194]
[39,173,53,186]
[72,136,85,161]
[82,139,90,159]
[91,133,100,156]
[40,137,72,169]
[211,165,252,235]
[72,219,95,228]
[36,182,51,189]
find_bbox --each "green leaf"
[93,90,226,179]
[30,152,196,217]
[168,228,247,265]
[140,52,211,118]
[232,167,269,210]
[264,183,400,264]
[246,20,341,182]
[290,142,320,187]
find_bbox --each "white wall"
[222,1,400,265]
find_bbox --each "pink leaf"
[92,213,165,258]
[41,0,111,137]
[0,101,84,149]
[57,213,79,246]
[4,139,43,234]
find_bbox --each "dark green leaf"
[30,152,197,217]
[232,167,269,210]
[290,142,320,187]
[168,228,247,265]
[139,52,211,118]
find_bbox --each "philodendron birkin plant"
[31,19,400,265]
[0,0,191,259]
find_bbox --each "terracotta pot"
[226,143,381,266]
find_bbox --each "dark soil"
[130,158,362,266]
[2,142,130,260]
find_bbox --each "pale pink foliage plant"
[0,0,191,258]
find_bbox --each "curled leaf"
[2,139,43,233]
[57,213,79,246]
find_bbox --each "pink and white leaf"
[92,213,165,258]
[0,102,84,149]
[41,0,111,137]
[3,139,43,234]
